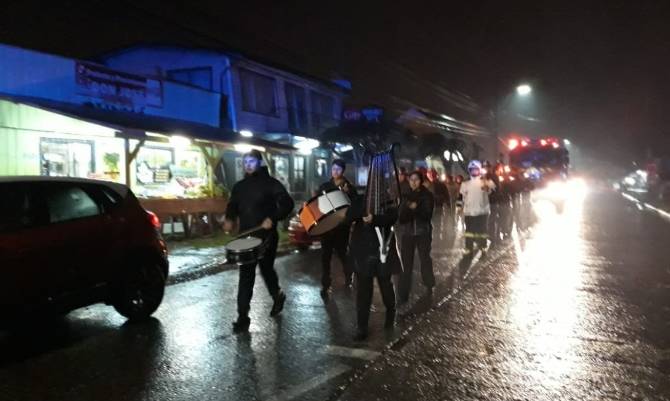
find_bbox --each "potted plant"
[103,152,120,180]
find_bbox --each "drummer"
[224,149,295,333]
[316,159,358,298]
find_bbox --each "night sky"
[2,0,669,166]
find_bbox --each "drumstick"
[234,224,265,239]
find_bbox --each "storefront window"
[134,144,207,198]
[315,158,328,180]
[40,138,94,178]
[293,156,306,192]
[272,155,290,191]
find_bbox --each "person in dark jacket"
[224,150,295,333]
[484,161,503,244]
[398,171,436,303]
[347,194,398,341]
[316,159,357,297]
[398,167,411,197]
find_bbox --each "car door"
[0,182,54,311]
[41,182,116,297]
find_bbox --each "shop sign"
[342,109,362,121]
[75,62,163,112]
[342,107,384,123]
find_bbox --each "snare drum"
[299,189,351,236]
[225,236,264,265]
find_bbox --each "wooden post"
[124,136,145,187]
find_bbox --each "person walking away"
[459,160,495,256]
[397,171,435,303]
[224,150,295,333]
[317,159,357,297]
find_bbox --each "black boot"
[232,316,250,333]
[353,328,368,341]
[270,291,286,317]
[384,309,396,329]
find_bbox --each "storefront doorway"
[40,138,95,178]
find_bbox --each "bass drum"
[299,189,350,236]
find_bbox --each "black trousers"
[464,214,489,250]
[487,203,501,242]
[321,226,352,288]
[355,259,396,331]
[237,231,280,318]
[398,233,435,300]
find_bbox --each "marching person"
[347,192,398,341]
[427,168,448,236]
[317,159,357,297]
[398,167,411,196]
[459,160,496,256]
[484,161,503,245]
[398,171,436,303]
[224,150,295,333]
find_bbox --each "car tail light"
[147,211,161,229]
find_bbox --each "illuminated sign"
[75,62,163,112]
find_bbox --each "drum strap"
[374,226,394,264]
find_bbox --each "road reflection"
[508,180,588,389]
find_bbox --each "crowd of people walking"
[223,151,535,340]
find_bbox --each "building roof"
[0,94,295,151]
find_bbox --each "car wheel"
[113,261,166,321]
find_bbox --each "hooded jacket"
[346,195,399,276]
[225,166,295,232]
[398,185,434,236]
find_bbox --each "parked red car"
[0,177,169,325]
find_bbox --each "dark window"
[0,184,41,232]
[45,185,101,223]
[311,92,336,129]
[166,67,213,91]
[293,156,306,192]
[239,68,277,115]
[285,83,307,131]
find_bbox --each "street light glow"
[516,84,532,96]
[564,139,571,145]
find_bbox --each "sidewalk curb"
[621,192,670,222]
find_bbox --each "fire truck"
[507,137,570,213]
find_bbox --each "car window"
[0,184,41,233]
[46,184,101,223]
[98,186,124,208]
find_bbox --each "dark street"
[1,186,669,400]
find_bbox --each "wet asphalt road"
[1,186,669,401]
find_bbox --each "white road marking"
[262,363,350,401]
[323,345,382,361]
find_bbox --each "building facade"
[103,45,351,200]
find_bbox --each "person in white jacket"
[459,160,496,255]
